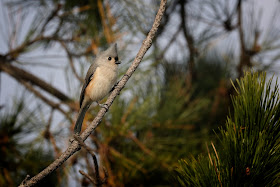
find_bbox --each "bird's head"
[97,43,121,66]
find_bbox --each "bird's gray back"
[79,62,98,108]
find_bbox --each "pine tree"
[175,71,280,186]
[0,100,59,186]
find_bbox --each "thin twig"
[40,4,62,34]
[73,134,95,155]
[18,79,69,115]
[60,41,84,83]
[109,146,147,173]
[126,131,154,157]
[40,108,62,184]
[126,131,170,169]
[74,134,105,186]
[237,0,251,77]
[18,0,167,186]
[44,109,61,158]
[179,0,197,84]
[237,0,245,52]
[79,170,96,184]
[5,35,73,59]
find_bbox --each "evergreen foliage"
[0,100,58,186]
[175,72,280,186]
[89,60,230,186]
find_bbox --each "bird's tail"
[74,105,89,133]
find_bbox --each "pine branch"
[175,71,280,186]
[18,0,167,186]
[0,62,72,104]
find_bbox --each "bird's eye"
[108,57,112,61]
[115,57,118,61]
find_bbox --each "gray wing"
[79,63,98,108]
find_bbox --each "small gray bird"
[74,43,121,133]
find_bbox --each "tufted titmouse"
[74,43,121,133]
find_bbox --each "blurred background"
[0,0,279,186]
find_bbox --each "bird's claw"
[69,137,75,143]
[98,103,109,110]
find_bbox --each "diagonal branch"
[0,62,73,105]
[60,41,84,83]
[19,0,167,186]
[5,35,74,60]
[19,79,68,116]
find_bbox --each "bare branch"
[179,0,197,84]
[19,80,68,116]
[74,134,106,186]
[237,0,252,77]
[40,4,62,34]
[5,35,75,60]
[44,109,62,158]
[18,0,167,186]
[0,61,74,106]
[60,42,84,83]
[79,170,96,184]
[237,0,245,52]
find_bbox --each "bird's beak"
[115,61,121,65]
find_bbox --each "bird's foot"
[69,137,75,143]
[110,81,120,93]
[98,103,109,110]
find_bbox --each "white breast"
[86,66,118,102]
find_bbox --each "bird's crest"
[103,43,118,57]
